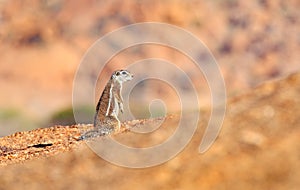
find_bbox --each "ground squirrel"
[79,70,133,140]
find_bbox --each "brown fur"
[79,70,132,140]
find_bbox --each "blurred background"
[0,0,299,136]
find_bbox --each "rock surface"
[0,72,299,189]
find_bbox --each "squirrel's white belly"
[112,96,119,117]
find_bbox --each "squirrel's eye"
[121,71,127,75]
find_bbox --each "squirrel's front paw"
[119,103,124,113]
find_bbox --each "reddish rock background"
[0,0,299,189]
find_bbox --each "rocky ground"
[0,72,299,189]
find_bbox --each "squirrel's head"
[112,70,133,83]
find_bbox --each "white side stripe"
[106,83,113,116]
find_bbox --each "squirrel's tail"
[78,126,114,141]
